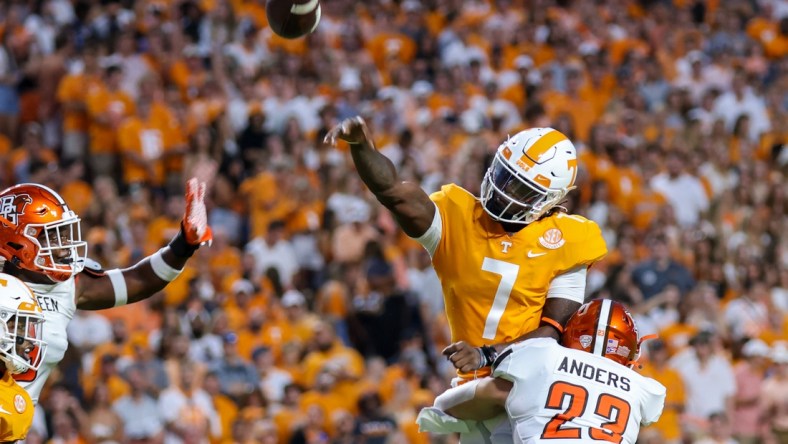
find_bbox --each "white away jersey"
[15,277,76,403]
[493,338,665,444]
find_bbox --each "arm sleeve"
[412,202,442,258]
[433,379,481,412]
[547,266,587,304]
[640,380,667,426]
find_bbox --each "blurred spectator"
[725,282,771,341]
[124,334,169,394]
[203,371,238,444]
[693,412,738,444]
[732,339,770,444]
[330,409,357,444]
[649,151,709,228]
[302,322,364,389]
[348,258,423,362]
[632,236,695,300]
[405,247,443,319]
[10,122,57,183]
[212,333,259,401]
[254,346,293,407]
[712,69,771,141]
[281,289,321,344]
[84,383,123,444]
[158,363,220,444]
[762,343,788,444]
[289,404,329,444]
[85,62,134,177]
[670,331,736,437]
[641,339,686,444]
[47,410,87,444]
[66,310,112,352]
[246,220,299,286]
[354,392,397,444]
[112,367,164,442]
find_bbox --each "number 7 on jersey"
[481,257,519,340]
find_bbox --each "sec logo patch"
[539,228,565,249]
[14,394,26,413]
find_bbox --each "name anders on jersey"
[556,356,631,392]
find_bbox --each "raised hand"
[183,177,213,247]
[323,116,373,146]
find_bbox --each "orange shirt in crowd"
[58,180,93,216]
[604,165,642,214]
[169,60,207,102]
[301,342,365,389]
[366,32,416,70]
[630,188,669,232]
[640,363,686,441]
[57,73,103,134]
[118,102,182,186]
[86,86,135,155]
[212,392,238,444]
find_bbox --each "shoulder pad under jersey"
[80,257,106,278]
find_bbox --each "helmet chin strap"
[627,334,659,369]
[1,355,28,374]
[0,326,26,375]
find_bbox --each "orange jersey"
[426,185,607,375]
[0,371,34,442]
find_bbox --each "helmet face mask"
[480,128,577,225]
[0,184,87,282]
[481,153,568,224]
[0,274,47,374]
[25,211,87,278]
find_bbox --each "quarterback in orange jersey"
[0,168,213,404]
[0,273,48,443]
[326,117,607,380]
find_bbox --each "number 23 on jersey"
[541,381,631,443]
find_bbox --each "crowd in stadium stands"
[0,0,786,442]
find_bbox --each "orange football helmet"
[0,184,87,282]
[562,299,643,367]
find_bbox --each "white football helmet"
[480,127,578,225]
[0,273,47,374]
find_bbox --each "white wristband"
[150,248,183,282]
[107,269,128,307]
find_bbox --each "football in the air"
[266,0,321,39]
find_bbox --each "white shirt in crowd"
[669,349,736,420]
[650,173,709,227]
[245,237,299,286]
[712,88,771,141]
